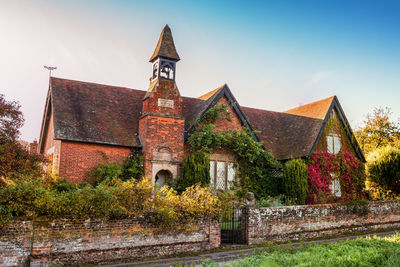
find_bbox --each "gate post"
[241,205,249,244]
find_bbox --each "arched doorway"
[154,169,172,190]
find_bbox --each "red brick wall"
[58,141,131,183]
[211,96,243,132]
[0,219,220,266]
[184,96,243,155]
[142,79,183,116]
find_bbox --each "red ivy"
[307,151,365,204]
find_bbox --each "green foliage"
[85,161,122,186]
[0,94,45,185]
[84,151,144,186]
[0,177,221,227]
[201,104,232,124]
[119,151,144,181]
[282,159,308,205]
[367,145,400,194]
[188,118,281,199]
[172,152,210,193]
[255,195,285,207]
[225,234,400,267]
[355,107,400,156]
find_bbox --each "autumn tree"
[0,94,44,186]
[355,107,400,156]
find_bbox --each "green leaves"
[283,159,308,205]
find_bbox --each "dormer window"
[327,134,341,154]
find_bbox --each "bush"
[84,151,144,186]
[367,146,400,194]
[172,152,210,193]
[0,177,221,227]
[282,159,308,205]
[255,195,285,207]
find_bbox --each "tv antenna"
[43,65,57,77]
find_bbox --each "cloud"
[306,71,332,87]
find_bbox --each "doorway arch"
[154,169,172,190]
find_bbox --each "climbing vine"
[186,104,282,199]
[307,151,365,204]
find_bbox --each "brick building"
[38,25,365,189]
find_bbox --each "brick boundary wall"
[0,219,220,267]
[245,200,400,245]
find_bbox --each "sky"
[0,0,399,142]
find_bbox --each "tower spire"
[149,25,180,62]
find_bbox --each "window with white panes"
[328,174,342,197]
[210,161,236,190]
[327,134,341,154]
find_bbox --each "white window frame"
[210,160,236,190]
[327,134,341,154]
[328,174,342,197]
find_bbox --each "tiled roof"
[149,25,180,62]
[284,96,334,119]
[241,107,324,160]
[51,78,145,147]
[44,77,357,161]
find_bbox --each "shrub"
[85,161,122,186]
[255,195,285,207]
[367,145,400,194]
[282,159,308,205]
[172,152,210,193]
[0,177,221,227]
[84,151,144,186]
[119,151,144,181]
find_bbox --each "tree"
[282,158,308,205]
[0,94,24,141]
[0,94,44,185]
[366,146,400,195]
[355,107,400,156]
[172,152,210,193]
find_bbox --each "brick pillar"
[209,219,221,248]
[139,78,185,182]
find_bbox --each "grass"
[221,221,241,230]
[203,233,400,267]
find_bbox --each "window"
[327,134,341,154]
[210,161,236,190]
[329,174,342,197]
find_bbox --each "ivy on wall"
[307,110,366,204]
[185,104,282,199]
[307,151,365,204]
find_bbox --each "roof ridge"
[50,77,144,93]
[283,96,335,120]
[197,84,225,100]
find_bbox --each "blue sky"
[1,0,399,141]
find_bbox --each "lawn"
[205,234,400,267]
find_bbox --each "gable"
[184,84,258,142]
[310,97,366,162]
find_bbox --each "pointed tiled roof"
[284,96,334,119]
[149,25,180,62]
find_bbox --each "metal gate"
[221,203,246,244]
